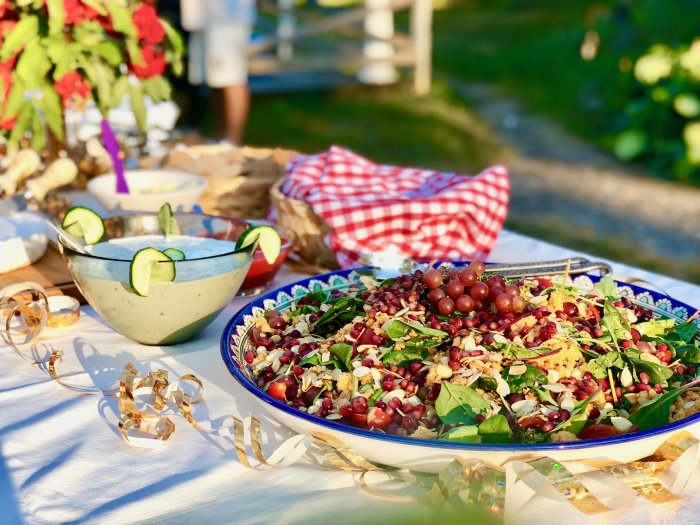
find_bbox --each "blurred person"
[182,0,255,144]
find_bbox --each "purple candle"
[101,118,129,194]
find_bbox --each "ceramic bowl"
[87,169,207,213]
[221,268,700,473]
[59,212,255,345]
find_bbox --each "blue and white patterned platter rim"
[220,265,700,453]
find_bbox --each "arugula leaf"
[382,349,426,366]
[595,277,619,299]
[313,296,365,336]
[502,365,546,393]
[500,343,554,360]
[305,288,331,304]
[329,343,353,371]
[628,385,699,430]
[478,414,512,443]
[635,318,676,338]
[287,304,319,318]
[298,353,343,369]
[602,301,631,343]
[435,382,490,426]
[588,351,626,379]
[534,388,557,406]
[385,319,447,340]
[440,425,480,443]
[547,388,599,436]
[666,321,700,344]
[627,357,673,386]
[477,375,498,391]
[676,343,700,364]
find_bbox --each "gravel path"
[450,80,700,267]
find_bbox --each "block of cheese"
[0,211,48,274]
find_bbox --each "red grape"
[445,279,464,298]
[488,285,505,300]
[505,284,520,297]
[486,275,505,288]
[458,269,477,286]
[494,293,513,312]
[455,295,475,313]
[469,261,486,276]
[470,282,489,300]
[428,288,446,304]
[512,295,527,313]
[424,269,444,289]
[437,297,455,315]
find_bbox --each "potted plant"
[0,0,184,150]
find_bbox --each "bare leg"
[221,83,250,145]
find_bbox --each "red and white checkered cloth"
[279,146,510,268]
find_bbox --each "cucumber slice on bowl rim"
[129,247,176,297]
[158,202,181,237]
[235,225,281,264]
[163,247,186,261]
[61,206,105,245]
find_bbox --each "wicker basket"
[162,145,296,219]
[269,181,339,272]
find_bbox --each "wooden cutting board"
[0,244,82,300]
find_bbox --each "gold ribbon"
[3,283,700,520]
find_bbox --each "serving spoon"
[45,220,88,254]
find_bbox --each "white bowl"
[222,268,700,474]
[87,170,207,213]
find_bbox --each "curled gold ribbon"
[4,283,700,518]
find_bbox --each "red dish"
[239,238,294,294]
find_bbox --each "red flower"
[129,45,166,78]
[0,0,9,19]
[63,0,98,26]
[55,72,91,107]
[0,116,15,130]
[132,4,164,45]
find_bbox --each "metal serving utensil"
[483,257,612,278]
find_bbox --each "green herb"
[594,277,620,299]
[435,382,490,426]
[587,351,626,379]
[440,425,480,443]
[313,296,365,336]
[298,353,343,369]
[477,414,512,443]
[665,321,700,344]
[287,304,319,318]
[502,365,546,393]
[629,382,699,431]
[500,343,553,360]
[676,342,700,364]
[477,376,498,391]
[368,389,384,406]
[635,318,675,338]
[547,388,599,436]
[534,388,557,406]
[385,319,447,340]
[382,349,426,366]
[602,301,631,346]
[304,288,331,304]
[329,343,353,371]
[626,357,673,386]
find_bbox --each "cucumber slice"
[163,247,186,261]
[61,206,105,245]
[129,247,176,297]
[235,225,281,264]
[158,202,181,237]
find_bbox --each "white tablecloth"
[1,230,699,525]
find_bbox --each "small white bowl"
[87,170,207,213]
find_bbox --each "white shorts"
[188,22,250,87]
